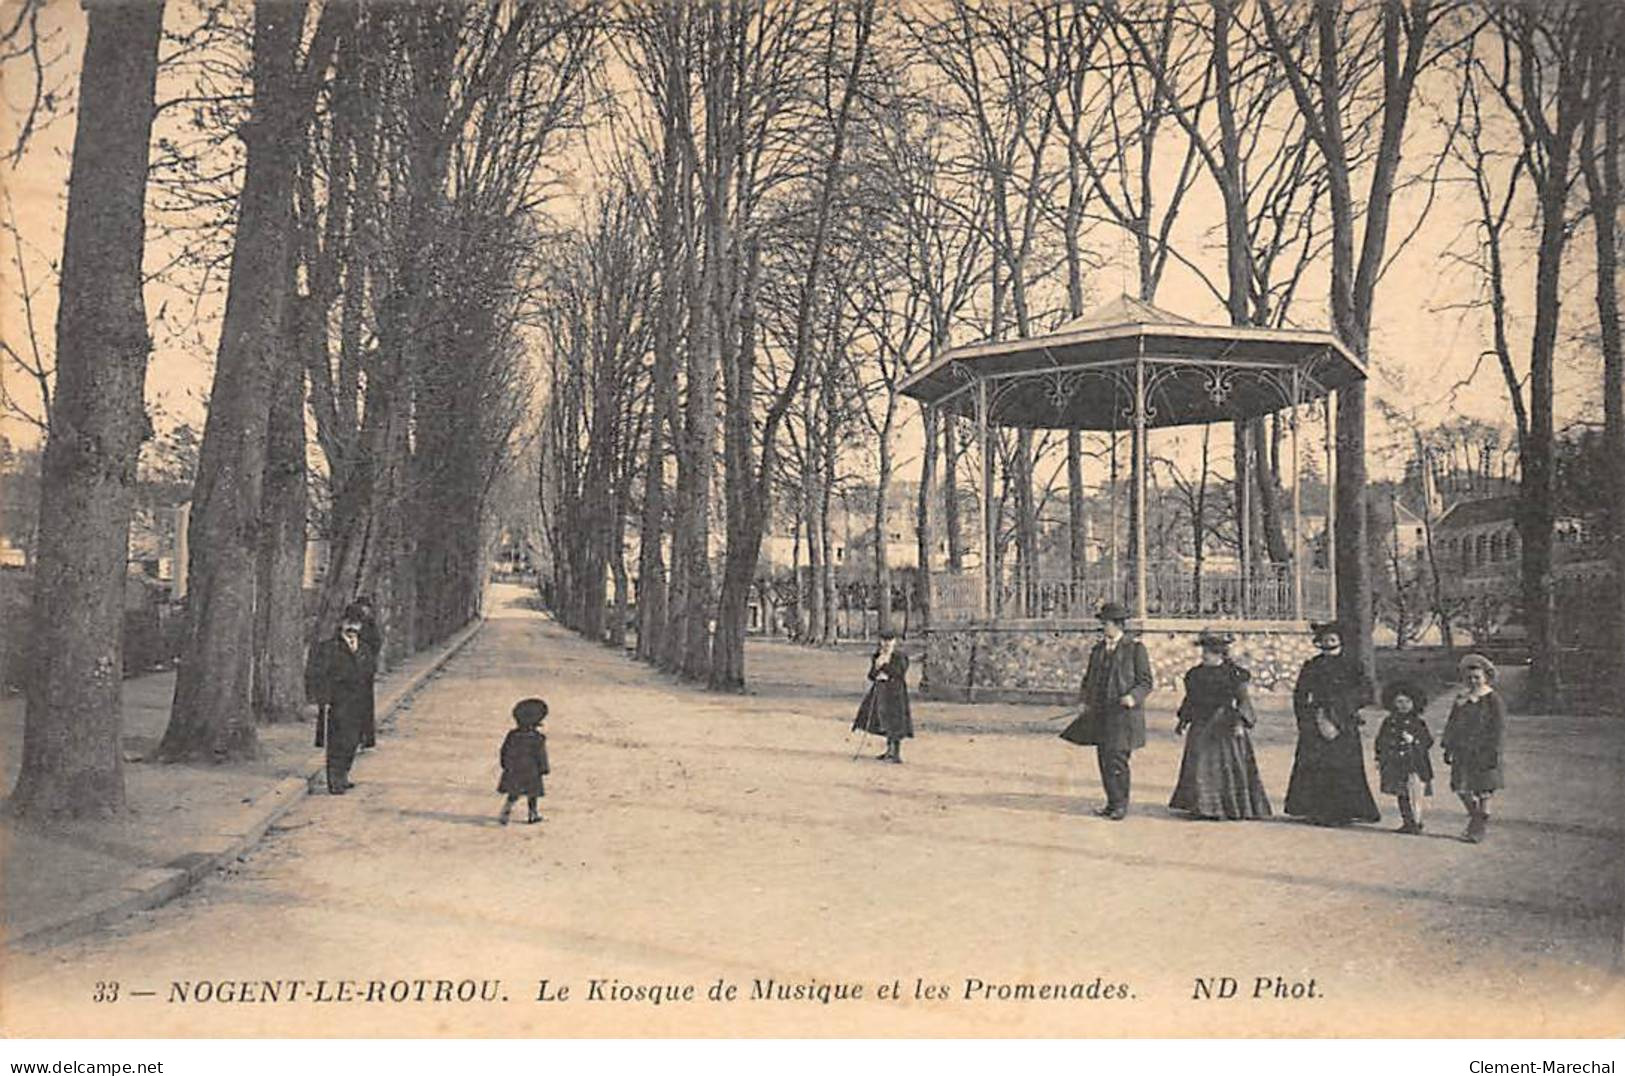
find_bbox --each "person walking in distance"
[1059,602,1154,820]
[306,609,376,795]
[351,596,382,748]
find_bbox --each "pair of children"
[1373,653,1505,844]
[498,697,551,826]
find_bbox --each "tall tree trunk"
[943,412,963,570]
[916,405,938,632]
[874,417,894,635]
[805,468,825,643]
[1252,419,1290,563]
[1013,428,1037,613]
[1581,21,1622,701]
[1068,430,1087,582]
[162,0,309,762]
[253,288,310,724]
[11,0,164,818]
[820,438,838,645]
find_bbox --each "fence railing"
[932,562,1332,623]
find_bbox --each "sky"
[0,0,1608,495]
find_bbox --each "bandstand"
[900,295,1366,702]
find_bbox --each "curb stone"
[10,617,486,951]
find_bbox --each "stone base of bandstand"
[920,619,1320,704]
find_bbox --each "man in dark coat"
[351,596,382,748]
[306,610,377,795]
[1060,602,1154,819]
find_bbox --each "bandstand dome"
[899,293,1365,430]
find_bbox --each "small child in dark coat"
[498,697,550,825]
[1373,680,1434,836]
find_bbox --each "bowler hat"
[1194,628,1234,650]
[1097,601,1131,623]
[1310,620,1343,642]
[512,697,549,726]
[1457,653,1497,682]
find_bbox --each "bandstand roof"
[898,294,1366,431]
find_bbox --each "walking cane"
[850,718,873,762]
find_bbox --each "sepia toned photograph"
[0,0,1621,1046]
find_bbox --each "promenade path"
[4,585,1620,1036]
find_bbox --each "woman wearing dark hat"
[1283,621,1380,825]
[1441,653,1504,843]
[1059,601,1154,819]
[852,630,913,763]
[1168,629,1272,820]
[1373,681,1434,835]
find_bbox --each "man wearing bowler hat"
[1059,601,1154,819]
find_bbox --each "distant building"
[1433,494,1611,643]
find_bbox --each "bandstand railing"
[931,563,1332,623]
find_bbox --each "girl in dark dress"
[852,630,913,764]
[1169,630,1272,820]
[1441,654,1505,844]
[1373,681,1434,835]
[1284,621,1381,825]
[498,697,550,825]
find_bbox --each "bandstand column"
[1291,372,1303,619]
[1325,390,1339,616]
[977,379,994,620]
[1239,422,1251,618]
[1134,360,1148,621]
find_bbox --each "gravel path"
[5,586,1620,1036]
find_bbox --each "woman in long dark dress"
[852,630,913,763]
[1169,630,1272,820]
[1283,621,1380,825]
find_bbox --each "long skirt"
[1283,728,1381,823]
[1169,721,1273,820]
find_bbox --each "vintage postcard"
[1,0,1621,1042]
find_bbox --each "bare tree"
[1257,0,1453,688]
[1577,3,1622,699]
[10,0,165,817]
[161,0,336,762]
[1444,0,1603,708]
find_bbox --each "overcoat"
[1373,710,1435,795]
[1059,635,1154,752]
[1441,691,1504,793]
[498,728,550,797]
[306,635,377,751]
[852,651,914,740]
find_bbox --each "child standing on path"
[498,698,550,825]
[1373,681,1434,835]
[1441,654,1505,844]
